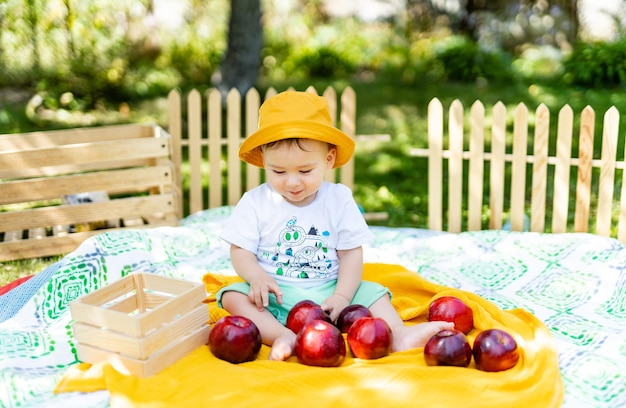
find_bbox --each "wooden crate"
[0,124,180,261]
[69,272,210,377]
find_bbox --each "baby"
[217,90,452,360]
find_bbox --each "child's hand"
[248,274,282,311]
[321,294,350,322]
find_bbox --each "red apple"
[347,317,392,359]
[472,328,520,372]
[428,296,474,334]
[423,329,472,367]
[286,299,331,334]
[208,315,262,364]
[336,304,373,333]
[295,320,346,367]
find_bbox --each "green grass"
[3,77,626,286]
[0,256,62,287]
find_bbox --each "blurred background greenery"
[2,0,625,132]
[2,0,626,282]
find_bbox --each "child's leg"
[369,294,454,352]
[220,290,296,361]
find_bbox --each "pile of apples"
[291,301,393,366]
[208,300,391,367]
[208,296,520,373]
[424,296,520,372]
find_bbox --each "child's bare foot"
[268,333,296,361]
[391,321,454,352]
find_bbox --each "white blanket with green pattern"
[1,207,624,407]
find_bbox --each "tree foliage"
[1,0,624,119]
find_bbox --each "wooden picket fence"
[165,85,390,219]
[4,86,626,261]
[167,87,626,241]
[410,98,626,241]
[0,86,383,261]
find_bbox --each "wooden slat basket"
[69,272,210,377]
[0,124,179,261]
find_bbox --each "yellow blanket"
[55,264,564,407]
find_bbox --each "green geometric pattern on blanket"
[473,290,535,314]
[599,269,626,320]
[513,234,579,262]
[516,265,600,311]
[33,254,107,324]
[561,352,626,404]
[545,311,613,348]
[0,329,55,359]
[3,206,626,408]
[94,229,153,255]
[1,367,68,408]
[459,257,527,290]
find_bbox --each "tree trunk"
[459,0,476,37]
[217,0,263,96]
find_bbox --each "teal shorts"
[216,280,391,325]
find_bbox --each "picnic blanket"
[1,206,625,407]
[54,263,562,407]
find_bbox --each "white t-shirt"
[220,182,373,288]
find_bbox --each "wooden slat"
[0,195,176,231]
[134,286,206,338]
[245,88,261,191]
[143,273,199,294]
[134,273,147,313]
[71,277,205,338]
[409,147,626,170]
[0,158,158,180]
[509,103,528,231]
[619,142,626,242]
[596,106,619,236]
[208,88,223,208]
[0,165,173,205]
[467,101,484,231]
[187,89,203,214]
[490,102,506,230]
[265,87,278,99]
[530,104,549,232]
[552,105,573,233]
[574,106,595,232]
[0,138,169,173]
[227,89,242,206]
[75,324,210,378]
[340,86,356,189]
[428,98,444,231]
[72,303,207,360]
[416,99,625,242]
[106,293,141,314]
[0,124,153,150]
[0,122,178,261]
[142,292,174,310]
[324,86,338,184]
[448,100,463,233]
[168,90,184,220]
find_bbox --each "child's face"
[262,139,336,206]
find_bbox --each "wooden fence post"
[551,105,573,233]
[467,101,485,231]
[428,98,443,231]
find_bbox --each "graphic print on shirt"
[272,216,331,279]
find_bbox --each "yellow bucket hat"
[239,91,355,168]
